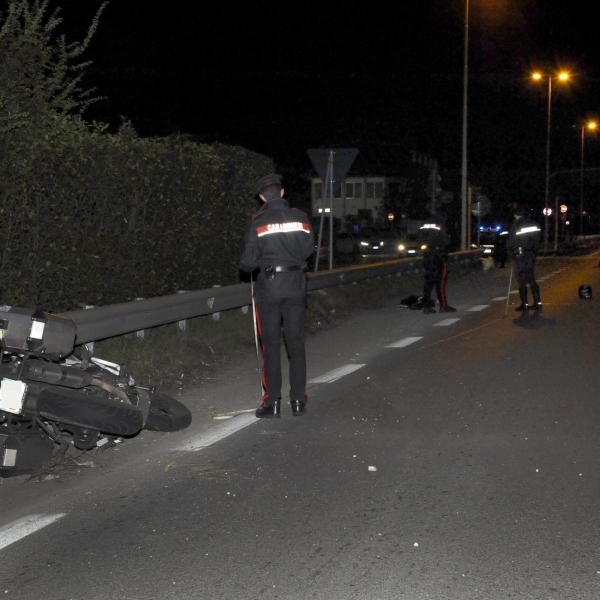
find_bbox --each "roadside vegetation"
[0,0,270,309]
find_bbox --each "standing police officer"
[240,174,314,418]
[508,206,542,312]
[419,222,456,314]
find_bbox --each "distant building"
[310,148,449,234]
[311,176,409,223]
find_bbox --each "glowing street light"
[580,119,598,236]
[531,69,572,252]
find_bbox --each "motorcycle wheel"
[144,392,191,432]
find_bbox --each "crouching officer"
[420,222,456,314]
[508,205,542,311]
[240,174,315,417]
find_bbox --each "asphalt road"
[2,255,600,600]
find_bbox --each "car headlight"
[360,241,369,247]
[398,244,405,251]
[420,244,428,251]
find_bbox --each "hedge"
[0,117,272,309]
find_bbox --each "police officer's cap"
[256,173,282,195]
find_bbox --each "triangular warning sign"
[307,148,359,183]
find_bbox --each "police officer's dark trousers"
[515,253,540,306]
[423,254,449,308]
[255,295,306,405]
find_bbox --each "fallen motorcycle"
[0,307,192,477]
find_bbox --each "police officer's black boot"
[423,299,436,314]
[515,286,529,312]
[255,399,281,418]
[290,399,306,416]
[532,283,542,311]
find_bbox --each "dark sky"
[53,0,600,211]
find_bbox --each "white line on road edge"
[0,513,67,552]
[466,305,489,312]
[434,318,460,327]
[308,363,366,384]
[386,336,423,348]
[491,296,506,302]
[176,413,257,452]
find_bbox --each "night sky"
[52,1,600,216]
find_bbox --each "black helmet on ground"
[578,284,592,300]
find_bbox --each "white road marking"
[0,513,67,552]
[386,336,423,348]
[308,363,366,384]
[466,305,489,312]
[434,318,460,327]
[213,408,255,420]
[509,290,519,295]
[491,296,506,302]
[176,413,257,452]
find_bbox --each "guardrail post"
[176,290,188,331]
[211,285,221,321]
[83,305,95,354]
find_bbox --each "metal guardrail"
[63,250,482,345]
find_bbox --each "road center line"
[386,336,423,348]
[308,363,366,384]
[490,296,506,302]
[0,513,67,552]
[466,305,489,312]
[434,318,460,326]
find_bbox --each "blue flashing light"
[479,226,484,231]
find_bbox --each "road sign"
[307,148,358,184]
[471,196,490,217]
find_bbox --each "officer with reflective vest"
[508,207,542,311]
[240,174,315,417]
[420,222,456,314]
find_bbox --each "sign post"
[307,148,358,271]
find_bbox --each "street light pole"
[579,120,597,236]
[544,76,552,254]
[460,0,469,251]
[580,123,585,237]
[532,70,571,253]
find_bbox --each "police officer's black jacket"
[420,227,449,280]
[508,217,541,259]
[240,198,314,299]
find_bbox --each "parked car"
[336,231,403,257]
[396,234,428,257]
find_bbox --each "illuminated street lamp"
[531,70,571,252]
[460,0,470,250]
[580,119,597,236]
